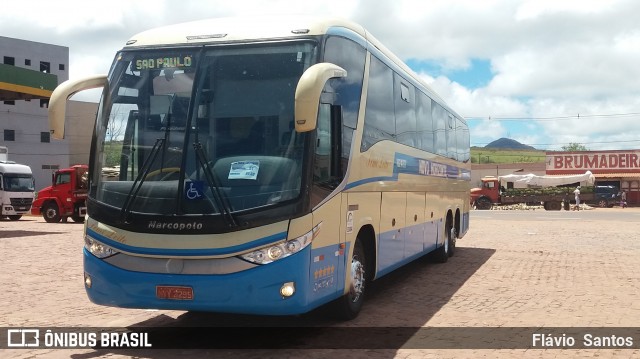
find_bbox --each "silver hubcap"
[45,208,57,218]
[349,256,365,303]
[444,230,449,253]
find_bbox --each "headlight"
[240,223,320,265]
[84,234,119,259]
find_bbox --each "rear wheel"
[545,201,562,211]
[598,199,608,208]
[448,226,457,257]
[334,239,367,320]
[43,203,61,223]
[71,214,85,223]
[433,217,453,263]
[475,197,493,210]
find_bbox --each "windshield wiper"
[192,142,238,227]
[120,138,165,223]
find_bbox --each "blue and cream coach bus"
[49,17,470,319]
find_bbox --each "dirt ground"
[1,209,639,358]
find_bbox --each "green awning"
[0,63,58,101]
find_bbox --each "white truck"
[0,161,35,220]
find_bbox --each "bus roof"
[123,16,459,121]
[124,16,365,48]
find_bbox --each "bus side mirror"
[294,63,346,133]
[49,75,108,140]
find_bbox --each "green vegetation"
[561,142,589,151]
[471,147,547,164]
[104,142,123,167]
[504,186,593,197]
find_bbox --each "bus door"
[309,103,347,302]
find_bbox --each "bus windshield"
[93,42,316,217]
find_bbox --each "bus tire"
[448,226,457,257]
[43,202,61,223]
[433,218,452,263]
[334,239,366,320]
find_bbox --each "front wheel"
[43,203,61,223]
[598,199,608,208]
[333,240,367,320]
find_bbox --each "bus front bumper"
[82,247,319,316]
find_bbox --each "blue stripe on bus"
[344,175,398,190]
[345,152,470,190]
[86,227,287,257]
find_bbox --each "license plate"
[17,207,27,211]
[156,286,193,300]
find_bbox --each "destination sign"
[134,55,194,70]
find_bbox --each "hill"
[485,138,536,150]
[470,147,546,164]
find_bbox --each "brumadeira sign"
[546,150,640,174]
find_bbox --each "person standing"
[621,190,627,208]
[573,186,581,211]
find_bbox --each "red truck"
[470,172,595,211]
[31,165,88,223]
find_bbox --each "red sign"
[546,150,640,174]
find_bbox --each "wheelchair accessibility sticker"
[184,180,205,200]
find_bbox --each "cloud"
[3,0,640,150]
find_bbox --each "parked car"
[591,185,620,208]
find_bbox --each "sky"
[2,0,640,151]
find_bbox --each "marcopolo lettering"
[148,221,203,230]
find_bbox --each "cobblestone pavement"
[1,209,639,358]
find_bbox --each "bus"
[48,17,470,319]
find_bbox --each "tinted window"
[432,101,447,156]
[455,118,470,162]
[394,74,417,147]
[416,91,434,152]
[323,36,366,159]
[362,55,394,151]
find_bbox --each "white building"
[0,36,94,190]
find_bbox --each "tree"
[561,143,588,151]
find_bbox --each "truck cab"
[0,161,35,220]
[31,165,88,223]
[470,177,501,210]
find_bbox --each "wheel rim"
[45,207,58,219]
[444,229,449,253]
[349,256,365,303]
[598,200,607,208]
[450,227,457,247]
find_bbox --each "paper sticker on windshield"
[228,161,260,180]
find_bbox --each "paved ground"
[1,209,639,358]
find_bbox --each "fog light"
[84,273,92,288]
[280,282,295,297]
